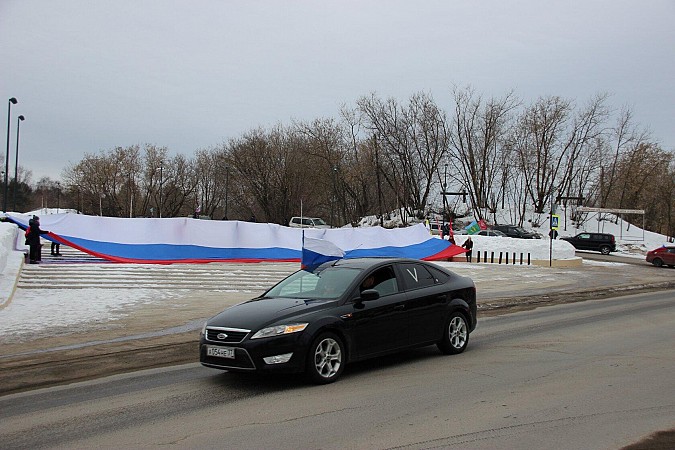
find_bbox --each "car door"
[575,233,592,250]
[591,234,605,251]
[665,248,675,265]
[395,262,448,345]
[347,265,409,358]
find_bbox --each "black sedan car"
[200,257,477,384]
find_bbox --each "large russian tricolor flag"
[5,212,466,264]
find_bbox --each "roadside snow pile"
[0,222,25,274]
[1,222,26,307]
[453,234,576,260]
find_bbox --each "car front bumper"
[199,332,310,374]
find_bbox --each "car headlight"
[201,321,207,336]
[251,323,308,340]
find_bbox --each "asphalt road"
[575,250,652,266]
[2,290,673,449]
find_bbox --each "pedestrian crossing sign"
[551,214,560,230]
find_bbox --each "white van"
[288,217,331,228]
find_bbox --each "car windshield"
[514,227,528,233]
[312,218,327,226]
[265,266,362,299]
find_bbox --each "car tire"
[652,258,664,267]
[306,332,345,384]
[599,245,611,255]
[437,311,469,355]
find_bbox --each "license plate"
[206,346,235,359]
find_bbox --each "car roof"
[327,257,422,270]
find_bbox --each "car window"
[359,266,398,297]
[578,234,591,240]
[291,218,301,225]
[398,263,437,291]
[312,218,327,226]
[427,265,450,283]
[302,218,312,226]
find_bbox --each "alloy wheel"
[448,316,468,349]
[314,337,342,379]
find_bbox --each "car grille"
[205,327,250,344]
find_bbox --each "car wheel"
[437,311,469,355]
[306,332,345,384]
[599,245,611,255]
[652,258,664,267]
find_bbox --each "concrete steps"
[17,246,297,291]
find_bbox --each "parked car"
[560,232,616,255]
[493,225,539,239]
[288,217,331,228]
[200,257,477,384]
[646,245,675,268]
[428,222,451,236]
[476,229,506,237]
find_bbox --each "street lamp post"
[224,166,229,220]
[443,163,448,221]
[12,115,25,211]
[55,181,61,213]
[3,97,18,213]
[157,164,163,218]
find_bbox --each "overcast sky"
[2,0,674,182]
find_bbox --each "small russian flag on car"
[301,233,345,270]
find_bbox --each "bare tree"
[140,145,169,217]
[63,145,196,218]
[356,92,448,221]
[225,126,314,224]
[512,94,609,214]
[597,107,651,207]
[447,87,519,220]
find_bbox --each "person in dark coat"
[26,215,49,264]
[462,236,474,262]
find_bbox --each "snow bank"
[0,223,23,273]
[452,234,576,261]
[0,222,26,307]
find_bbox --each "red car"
[646,245,675,268]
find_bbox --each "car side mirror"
[359,289,380,302]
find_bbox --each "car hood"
[207,297,336,330]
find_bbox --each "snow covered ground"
[1,207,671,343]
